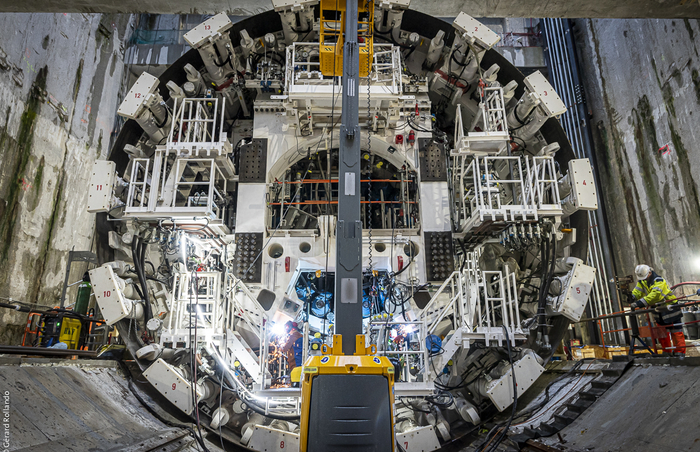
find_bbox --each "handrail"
[454,106,465,145]
[418,265,522,347]
[369,319,429,385]
[230,277,267,318]
[286,42,401,93]
[168,97,226,150]
[419,270,460,319]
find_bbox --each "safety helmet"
[285,321,298,332]
[635,264,651,280]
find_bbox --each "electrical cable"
[510,136,529,154]
[320,0,341,340]
[213,371,301,421]
[188,270,209,451]
[398,397,431,414]
[218,246,231,452]
[476,326,517,452]
[119,361,211,452]
[512,360,584,423]
[366,5,376,317]
[132,236,154,324]
[425,389,455,410]
[513,359,599,428]
[373,30,412,49]
[436,45,470,116]
[450,48,470,67]
[533,228,556,348]
[217,363,227,452]
[541,235,557,342]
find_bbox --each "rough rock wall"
[574,18,700,286]
[0,13,132,344]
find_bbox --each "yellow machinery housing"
[300,334,395,452]
[59,317,82,349]
[319,0,374,77]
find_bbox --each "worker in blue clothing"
[630,264,686,355]
[280,321,304,372]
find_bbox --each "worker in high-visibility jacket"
[630,264,686,355]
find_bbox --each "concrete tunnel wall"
[575,18,700,287]
[0,13,133,344]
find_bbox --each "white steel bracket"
[143,358,202,415]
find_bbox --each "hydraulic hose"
[536,234,557,344]
[131,236,154,322]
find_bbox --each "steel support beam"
[334,0,363,356]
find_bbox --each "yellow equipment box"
[300,334,395,452]
[59,318,82,349]
[319,0,374,77]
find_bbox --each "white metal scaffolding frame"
[453,91,510,156]
[527,155,563,215]
[476,269,522,347]
[226,274,271,384]
[452,153,566,234]
[456,155,538,232]
[225,273,268,342]
[161,269,277,389]
[370,44,403,93]
[123,93,234,228]
[369,319,433,393]
[172,158,228,219]
[471,86,508,134]
[124,154,230,222]
[163,271,224,348]
[167,97,229,155]
[179,272,220,327]
[417,263,523,348]
[126,158,151,210]
[284,42,402,95]
[420,271,469,335]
